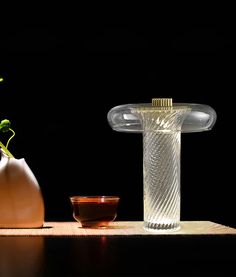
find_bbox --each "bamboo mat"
[0,221,236,237]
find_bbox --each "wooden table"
[0,221,235,276]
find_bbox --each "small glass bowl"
[69,196,120,228]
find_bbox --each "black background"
[0,6,235,227]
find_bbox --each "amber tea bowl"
[70,196,120,228]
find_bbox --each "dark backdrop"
[0,9,235,227]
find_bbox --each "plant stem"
[0,141,14,158]
[6,128,15,148]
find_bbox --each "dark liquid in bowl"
[72,201,119,228]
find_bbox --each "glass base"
[143,221,180,232]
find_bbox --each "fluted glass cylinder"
[133,107,190,231]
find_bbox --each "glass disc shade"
[107,103,217,133]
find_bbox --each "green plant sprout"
[0,119,15,158]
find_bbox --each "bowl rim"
[70,196,120,203]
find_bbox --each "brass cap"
[152,98,173,107]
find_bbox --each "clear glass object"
[107,99,217,231]
[70,196,120,228]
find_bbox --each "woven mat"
[0,221,236,237]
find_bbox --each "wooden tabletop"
[0,221,236,236]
